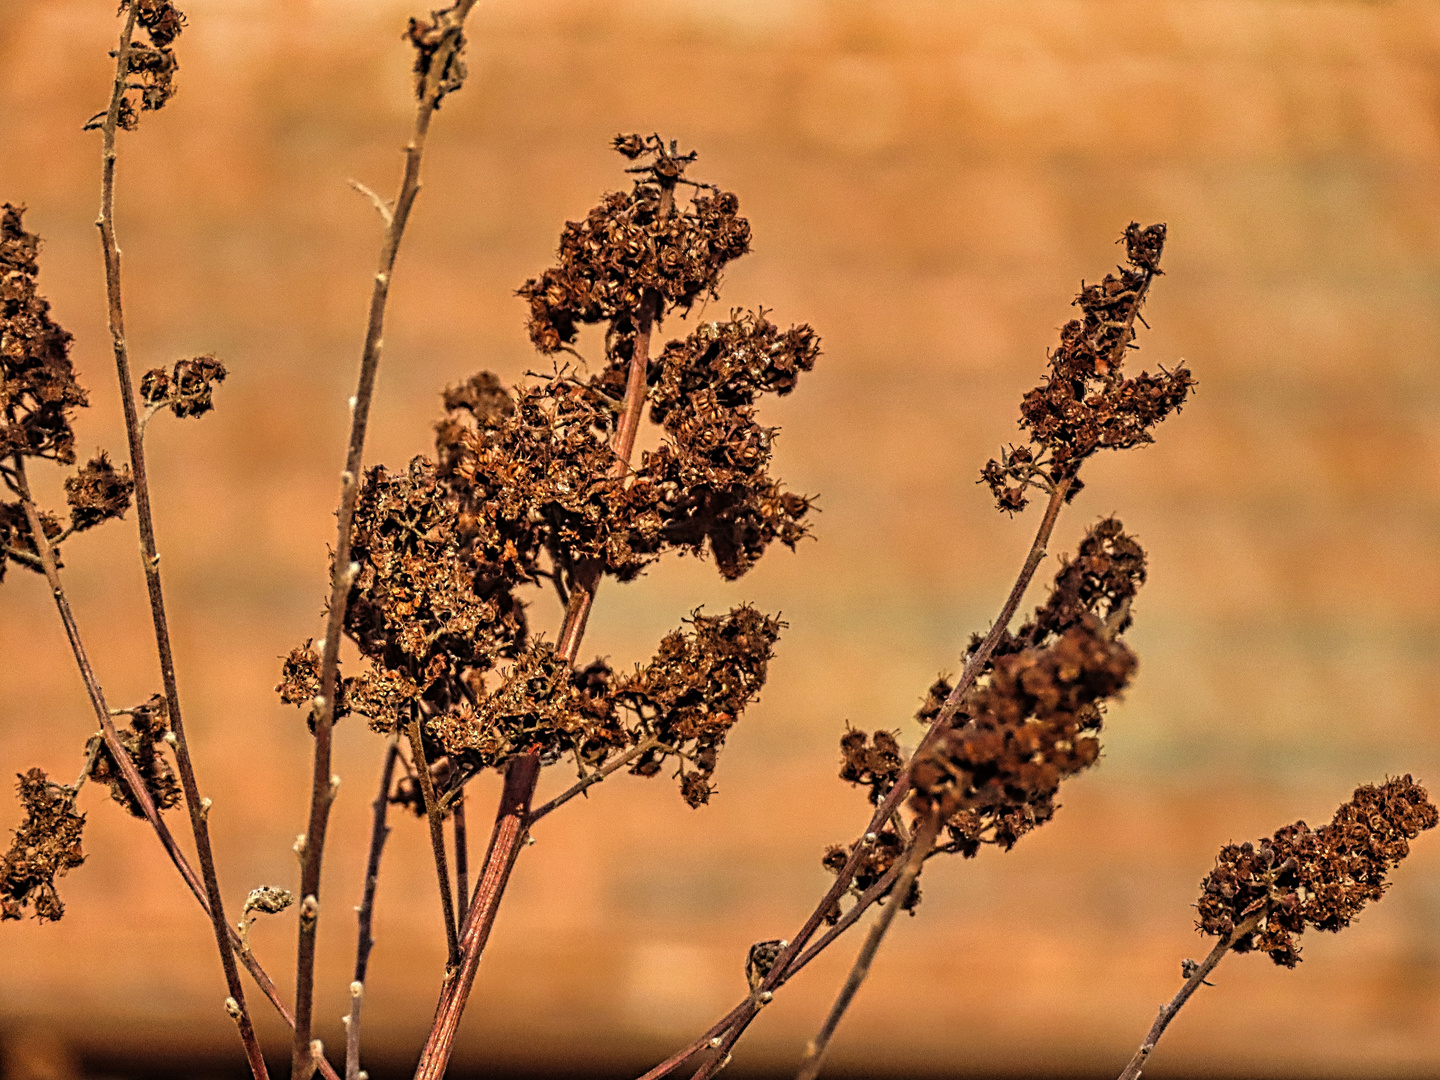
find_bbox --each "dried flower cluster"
[64,452,134,532]
[823,519,1146,913]
[519,134,750,356]
[1,769,85,922]
[1197,776,1439,967]
[405,3,469,104]
[981,223,1194,512]
[281,139,807,813]
[0,204,83,466]
[140,354,227,419]
[85,697,180,819]
[86,0,187,131]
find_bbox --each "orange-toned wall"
[2,0,1439,1076]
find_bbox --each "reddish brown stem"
[93,15,268,1067]
[411,176,681,1077]
[412,753,541,1080]
[296,6,478,1076]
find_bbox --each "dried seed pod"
[86,695,181,818]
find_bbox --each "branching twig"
[1116,913,1262,1080]
[346,736,400,1080]
[407,714,461,967]
[795,813,942,1080]
[8,455,306,1076]
[93,8,267,1077]
[682,479,1073,1080]
[296,5,479,1075]
[529,736,662,823]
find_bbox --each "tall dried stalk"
[295,5,478,1076]
[94,7,266,1076]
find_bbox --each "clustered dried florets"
[518,135,750,355]
[0,204,84,466]
[87,1,187,131]
[823,520,1146,914]
[981,223,1194,512]
[281,139,810,810]
[838,728,903,806]
[1196,776,1439,967]
[140,354,227,419]
[1,769,85,922]
[821,830,920,923]
[85,696,181,818]
[64,452,134,531]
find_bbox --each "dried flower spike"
[64,451,134,532]
[1196,775,1438,967]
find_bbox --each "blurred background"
[2,0,1439,1076]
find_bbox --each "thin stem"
[346,737,399,1080]
[407,715,461,967]
[1116,913,1262,1080]
[795,814,941,1080]
[681,479,1073,1080]
[529,736,660,824]
[412,753,541,1080]
[635,860,907,1080]
[95,9,266,1077]
[295,5,478,1075]
[453,793,469,927]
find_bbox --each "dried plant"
[0,6,1432,1080]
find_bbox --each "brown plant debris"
[86,696,182,818]
[1196,776,1439,967]
[981,223,1194,512]
[0,204,85,465]
[64,452,134,531]
[139,354,227,419]
[1,769,86,922]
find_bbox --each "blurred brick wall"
[2,0,1439,1075]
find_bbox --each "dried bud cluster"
[89,1,187,131]
[64,452,134,532]
[140,354,227,419]
[838,728,902,806]
[85,697,181,818]
[821,831,920,923]
[406,3,469,104]
[912,617,1134,854]
[1,769,85,922]
[1197,776,1438,967]
[981,223,1194,512]
[0,205,84,465]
